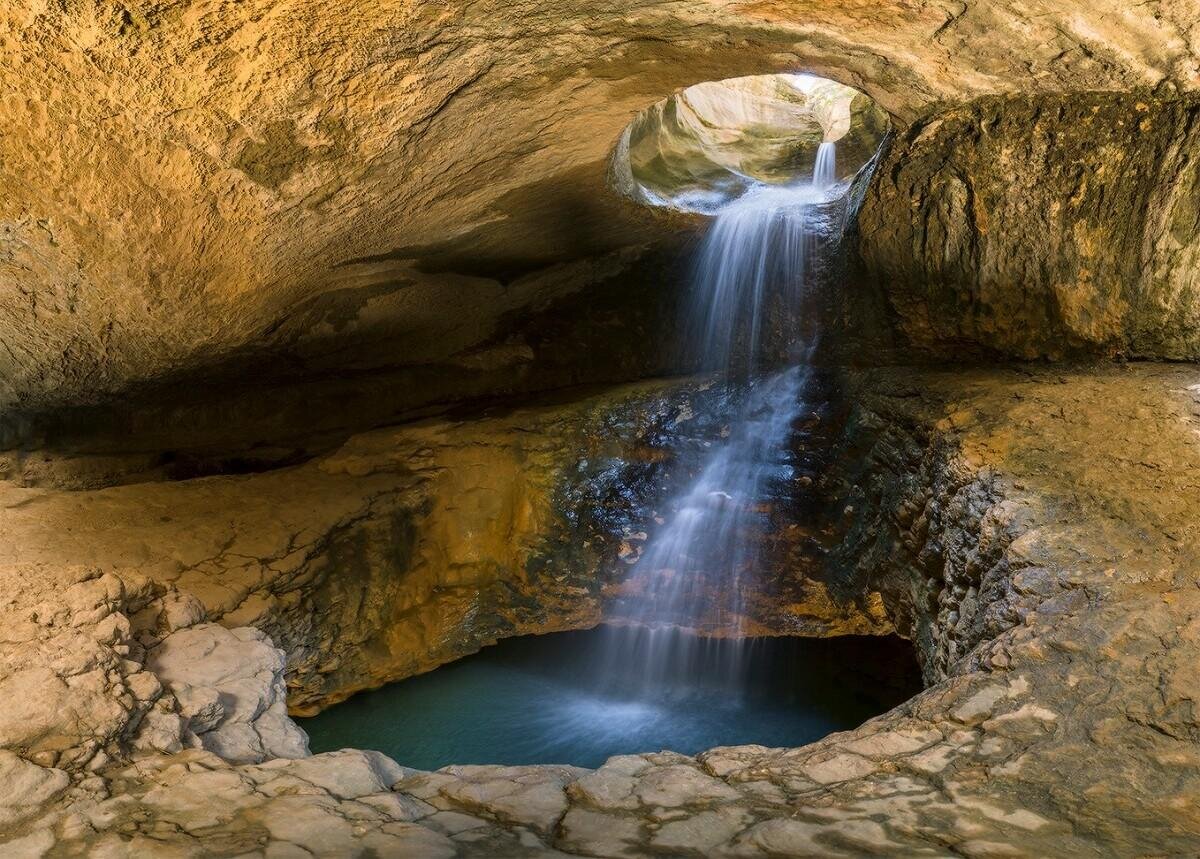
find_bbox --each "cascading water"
[297,73,915,770]
[687,184,823,371]
[813,140,837,190]
[601,145,845,700]
[301,130,924,769]
[597,366,806,700]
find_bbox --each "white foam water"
[687,183,824,371]
[813,140,837,189]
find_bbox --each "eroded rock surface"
[616,73,889,209]
[4,0,1200,429]
[1,364,1199,856]
[0,374,877,715]
[146,624,308,764]
[857,91,1200,361]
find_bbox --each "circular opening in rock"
[611,73,891,213]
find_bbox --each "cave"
[5,4,1200,858]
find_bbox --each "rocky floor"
[2,363,1199,856]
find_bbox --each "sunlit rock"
[616,74,889,210]
[5,1,1200,855]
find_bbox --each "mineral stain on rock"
[234,118,348,190]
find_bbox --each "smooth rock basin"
[299,626,922,770]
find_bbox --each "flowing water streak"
[604,148,841,701]
[813,140,837,190]
[688,183,823,371]
[603,366,806,699]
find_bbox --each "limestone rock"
[0,752,68,828]
[619,73,889,209]
[0,376,880,715]
[410,764,587,835]
[145,624,309,764]
[0,567,169,770]
[3,0,1199,436]
[246,750,409,799]
[856,92,1200,361]
[2,366,1200,856]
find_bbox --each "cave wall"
[824,368,1028,681]
[855,91,1200,360]
[0,374,885,715]
[6,363,1200,856]
[0,230,702,464]
[618,74,890,208]
[4,0,1200,444]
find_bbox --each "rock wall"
[4,363,1200,856]
[0,374,884,715]
[4,0,1200,426]
[827,370,1036,681]
[856,91,1200,360]
[0,565,302,777]
[617,74,890,208]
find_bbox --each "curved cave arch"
[610,73,891,212]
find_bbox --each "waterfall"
[600,366,806,699]
[813,140,837,189]
[687,184,822,371]
[601,144,841,700]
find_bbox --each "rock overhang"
[4,0,1200,430]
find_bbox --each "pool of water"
[298,625,922,771]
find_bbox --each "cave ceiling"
[2,0,1198,418]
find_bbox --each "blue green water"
[302,623,916,772]
[298,625,921,771]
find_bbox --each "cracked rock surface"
[0,363,1198,855]
[0,374,879,715]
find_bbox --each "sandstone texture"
[857,91,1200,361]
[0,363,1198,855]
[0,374,880,715]
[4,0,1200,432]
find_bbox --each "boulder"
[146,624,309,764]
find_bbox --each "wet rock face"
[0,374,882,716]
[826,372,1034,681]
[857,91,1200,360]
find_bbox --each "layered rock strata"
[857,91,1200,361]
[1,363,1198,856]
[0,374,878,715]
